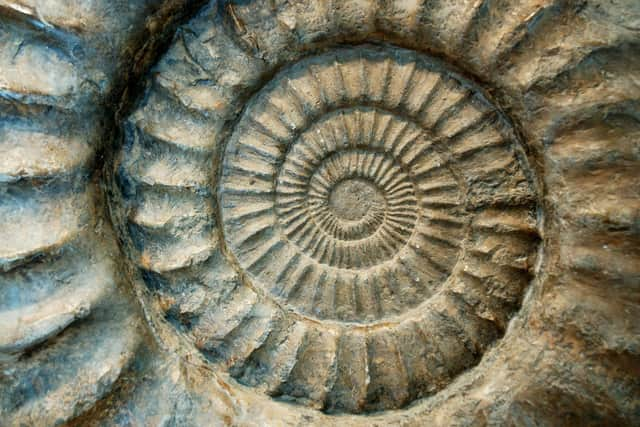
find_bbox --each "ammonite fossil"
[117,43,540,413]
[1,0,638,425]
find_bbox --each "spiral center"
[328,178,383,221]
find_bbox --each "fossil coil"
[119,46,540,413]
[1,0,639,424]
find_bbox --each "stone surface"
[0,0,639,425]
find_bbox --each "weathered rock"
[0,0,638,425]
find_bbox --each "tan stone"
[0,0,638,425]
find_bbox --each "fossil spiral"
[2,0,638,424]
[120,45,540,413]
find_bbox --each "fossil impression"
[1,0,639,426]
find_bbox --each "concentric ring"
[218,49,478,323]
[275,109,425,270]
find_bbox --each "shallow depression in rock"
[328,178,384,223]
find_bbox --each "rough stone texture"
[0,0,638,426]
